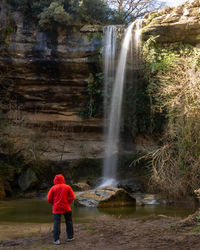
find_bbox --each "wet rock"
[74,186,136,208]
[72,182,91,191]
[134,193,167,205]
[117,178,143,193]
[18,168,38,191]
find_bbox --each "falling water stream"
[103,25,117,123]
[101,21,142,187]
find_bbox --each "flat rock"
[74,186,137,208]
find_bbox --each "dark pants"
[53,211,74,241]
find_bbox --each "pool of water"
[0,199,197,224]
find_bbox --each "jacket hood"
[53,174,65,185]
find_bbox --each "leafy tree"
[78,0,111,24]
[38,1,71,30]
[8,0,112,26]
[105,0,165,23]
[8,0,165,26]
[9,0,53,21]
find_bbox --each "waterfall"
[103,26,117,130]
[101,20,142,187]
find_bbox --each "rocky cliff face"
[143,0,200,45]
[1,0,200,162]
[0,6,104,160]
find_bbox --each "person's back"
[47,174,75,245]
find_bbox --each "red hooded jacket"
[47,174,75,214]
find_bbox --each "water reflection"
[99,205,195,218]
[0,199,196,224]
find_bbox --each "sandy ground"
[1,215,200,250]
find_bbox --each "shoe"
[54,239,60,245]
[66,237,75,242]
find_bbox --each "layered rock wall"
[0,6,104,160]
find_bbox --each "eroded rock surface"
[143,0,200,44]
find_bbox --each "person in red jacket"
[47,174,75,245]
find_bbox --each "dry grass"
[144,49,200,198]
[0,223,52,241]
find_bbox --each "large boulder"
[74,186,137,208]
[18,168,38,191]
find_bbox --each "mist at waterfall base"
[100,21,142,187]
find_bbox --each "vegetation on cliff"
[7,0,164,28]
[142,37,200,198]
[79,73,103,118]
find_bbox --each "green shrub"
[79,73,103,118]
[78,0,111,24]
[145,11,164,26]
[142,37,200,198]
[38,1,71,30]
[8,0,112,26]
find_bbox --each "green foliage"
[78,0,111,24]
[38,1,71,30]
[142,36,200,198]
[143,36,185,75]
[0,26,14,46]
[145,11,164,26]
[110,10,128,25]
[15,0,53,21]
[193,217,200,232]
[8,0,113,27]
[169,223,180,232]
[79,73,103,118]
[8,0,166,26]
[193,226,200,233]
